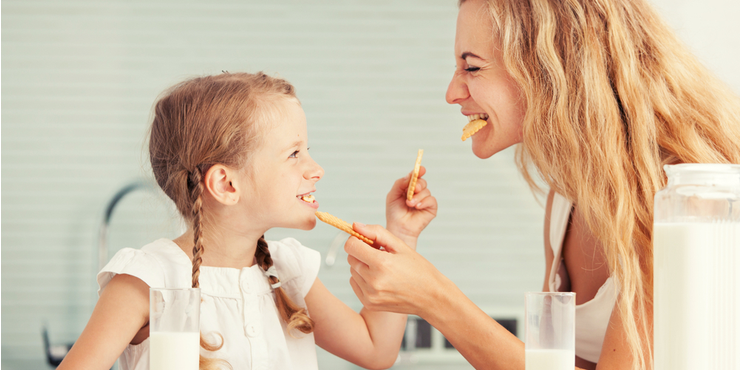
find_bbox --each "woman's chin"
[471,132,497,159]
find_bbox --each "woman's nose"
[446,71,469,105]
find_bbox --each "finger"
[407,178,427,205]
[410,188,432,207]
[416,165,427,179]
[346,254,365,270]
[390,173,412,197]
[352,223,407,254]
[344,233,383,265]
[415,193,438,211]
[349,277,369,306]
[349,262,371,286]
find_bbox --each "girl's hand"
[386,166,437,249]
[345,223,446,316]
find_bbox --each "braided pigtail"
[188,167,230,370]
[189,167,205,289]
[255,236,314,334]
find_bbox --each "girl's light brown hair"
[464,0,740,368]
[149,72,314,368]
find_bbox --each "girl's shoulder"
[97,238,191,295]
[266,237,321,297]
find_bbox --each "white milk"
[149,331,200,370]
[653,222,740,370]
[525,349,575,370]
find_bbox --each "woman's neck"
[173,228,263,269]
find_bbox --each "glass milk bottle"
[653,164,740,370]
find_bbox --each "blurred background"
[2,0,740,368]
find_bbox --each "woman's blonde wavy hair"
[149,72,315,369]
[466,0,740,368]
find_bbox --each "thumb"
[353,223,408,254]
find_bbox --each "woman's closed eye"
[464,66,480,73]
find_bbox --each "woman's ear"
[204,164,239,205]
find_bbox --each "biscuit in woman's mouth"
[461,113,489,141]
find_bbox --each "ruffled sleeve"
[97,247,166,295]
[268,238,321,298]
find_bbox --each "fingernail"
[403,174,410,180]
[355,222,366,228]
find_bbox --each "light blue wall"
[2,0,739,369]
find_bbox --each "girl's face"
[239,98,324,231]
[446,0,526,159]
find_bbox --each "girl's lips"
[298,194,319,209]
[300,198,320,209]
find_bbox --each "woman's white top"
[97,238,321,370]
[547,193,619,363]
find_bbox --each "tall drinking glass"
[525,292,575,370]
[149,288,200,370]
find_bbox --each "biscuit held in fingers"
[315,211,375,246]
[344,223,444,315]
[406,149,424,201]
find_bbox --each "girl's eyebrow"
[461,51,483,60]
[285,140,303,150]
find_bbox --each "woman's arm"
[57,274,150,370]
[345,224,527,369]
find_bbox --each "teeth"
[467,113,489,122]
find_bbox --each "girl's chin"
[296,218,317,231]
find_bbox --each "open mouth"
[466,113,489,122]
[298,193,316,204]
[461,113,489,141]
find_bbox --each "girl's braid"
[255,236,314,334]
[189,167,205,289]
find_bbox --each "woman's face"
[446,0,526,159]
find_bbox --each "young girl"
[58,72,437,370]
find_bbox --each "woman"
[344,0,740,369]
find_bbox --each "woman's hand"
[345,223,446,316]
[386,166,437,249]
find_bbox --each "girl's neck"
[173,229,264,269]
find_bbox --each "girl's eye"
[289,150,299,158]
[464,66,480,72]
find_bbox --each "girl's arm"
[306,277,406,370]
[305,167,437,369]
[57,274,150,370]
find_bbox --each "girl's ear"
[204,164,239,205]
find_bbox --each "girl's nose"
[305,155,324,181]
[445,71,469,105]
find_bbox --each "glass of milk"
[654,164,740,370]
[149,287,200,370]
[524,292,575,370]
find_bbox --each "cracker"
[406,149,424,201]
[315,211,374,245]
[461,119,488,141]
